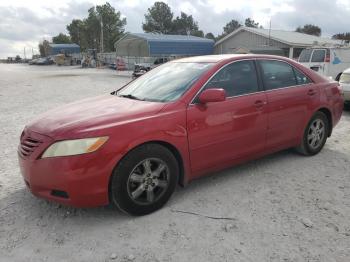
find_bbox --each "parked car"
[36,57,54,65]
[18,54,343,216]
[29,57,54,65]
[298,47,350,80]
[339,67,350,105]
[28,58,39,65]
[132,57,169,78]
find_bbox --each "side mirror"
[198,88,226,104]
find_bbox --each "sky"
[1,0,350,58]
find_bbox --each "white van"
[298,47,350,80]
[339,67,350,103]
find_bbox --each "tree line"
[39,1,350,56]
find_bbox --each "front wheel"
[110,144,179,216]
[296,111,329,156]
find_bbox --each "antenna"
[268,19,271,46]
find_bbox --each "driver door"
[186,60,268,175]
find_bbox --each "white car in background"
[339,68,350,105]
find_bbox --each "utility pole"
[100,15,104,53]
[268,19,272,46]
[24,47,26,60]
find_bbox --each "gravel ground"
[0,64,349,262]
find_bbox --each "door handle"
[254,100,266,108]
[308,89,316,96]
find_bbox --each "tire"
[110,144,179,216]
[296,111,329,156]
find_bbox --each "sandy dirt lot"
[0,64,349,262]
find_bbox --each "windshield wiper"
[118,94,144,101]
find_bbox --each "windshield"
[299,49,312,63]
[311,49,326,62]
[118,62,213,102]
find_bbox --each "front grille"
[19,136,42,158]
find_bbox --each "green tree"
[217,19,242,40]
[192,30,204,37]
[172,12,200,35]
[296,24,321,36]
[244,18,259,28]
[96,3,126,52]
[66,2,126,52]
[38,40,50,57]
[52,33,72,44]
[205,32,215,40]
[67,19,87,49]
[84,7,100,50]
[332,32,350,41]
[142,2,174,34]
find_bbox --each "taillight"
[325,54,330,62]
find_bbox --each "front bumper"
[342,90,350,102]
[18,130,117,207]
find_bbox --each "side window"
[204,60,259,97]
[298,49,312,62]
[259,60,297,90]
[311,49,326,62]
[294,69,312,85]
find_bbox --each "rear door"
[309,49,328,76]
[258,59,318,149]
[299,48,329,77]
[187,60,268,174]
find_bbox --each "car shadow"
[169,145,349,206]
[1,145,348,226]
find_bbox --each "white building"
[215,26,342,59]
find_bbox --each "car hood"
[27,95,166,138]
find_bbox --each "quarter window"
[311,49,326,62]
[299,49,312,62]
[294,69,312,85]
[259,60,297,90]
[204,60,259,97]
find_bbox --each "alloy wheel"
[127,158,170,205]
[307,119,325,150]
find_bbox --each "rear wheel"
[296,111,329,156]
[110,144,178,216]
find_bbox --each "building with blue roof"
[48,44,80,56]
[114,33,214,57]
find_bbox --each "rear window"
[311,49,326,62]
[339,73,350,83]
[299,49,312,62]
[259,60,297,90]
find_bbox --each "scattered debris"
[110,253,118,260]
[170,209,236,221]
[326,223,339,232]
[224,223,237,232]
[300,218,313,228]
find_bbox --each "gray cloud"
[0,1,94,57]
[270,0,350,36]
[1,0,350,58]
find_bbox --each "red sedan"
[18,54,343,215]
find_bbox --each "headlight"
[41,137,108,158]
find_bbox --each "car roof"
[343,67,350,74]
[172,54,292,63]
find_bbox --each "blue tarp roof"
[115,33,214,56]
[48,43,80,55]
